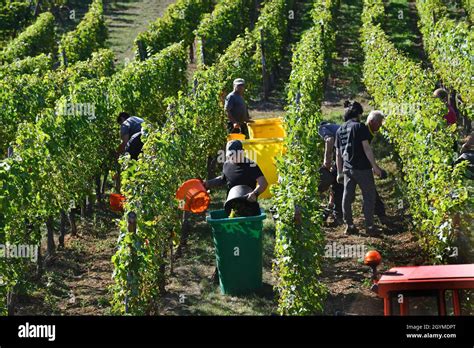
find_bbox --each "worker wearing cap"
[204,140,268,202]
[224,78,252,138]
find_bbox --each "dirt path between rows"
[320,0,421,315]
[16,207,120,315]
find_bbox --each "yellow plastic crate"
[242,138,285,199]
[248,117,285,139]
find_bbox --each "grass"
[383,0,428,64]
[322,0,372,122]
[104,0,176,66]
[325,0,366,102]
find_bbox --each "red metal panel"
[384,297,391,316]
[380,264,474,282]
[377,264,474,298]
[453,290,461,316]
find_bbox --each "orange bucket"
[176,179,210,213]
[110,193,126,212]
[227,133,246,141]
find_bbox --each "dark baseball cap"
[226,140,243,157]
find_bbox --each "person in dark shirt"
[204,140,268,202]
[117,112,144,160]
[204,140,267,284]
[224,78,253,138]
[335,101,384,236]
[318,122,344,224]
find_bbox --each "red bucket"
[176,179,210,213]
[110,193,126,212]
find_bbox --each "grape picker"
[204,140,268,204]
[116,112,144,160]
[224,78,253,138]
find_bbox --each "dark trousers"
[227,121,249,139]
[343,169,376,227]
[329,166,385,218]
[126,134,143,160]
[374,190,385,216]
[330,167,343,216]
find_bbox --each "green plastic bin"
[206,209,266,295]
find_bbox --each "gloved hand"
[380,169,388,179]
[337,173,344,184]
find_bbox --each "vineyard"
[0,0,472,318]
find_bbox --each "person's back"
[225,91,249,124]
[222,159,263,191]
[318,122,340,140]
[335,101,385,236]
[336,119,371,171]
[117,113,145,160]
[121,116,144,138]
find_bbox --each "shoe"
[344,225,358,235]
[377,214,390,225]
[366,226,380,236]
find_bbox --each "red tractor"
[364,250,474,316]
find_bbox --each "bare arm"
[254,176,268,196]
[362,140,381,176]
[324,137,335,169]
[247,175,268,202]
[119,134,129,153]
[204,176,226,189]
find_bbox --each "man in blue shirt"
[318,121,344,224]
[117,112,144,160]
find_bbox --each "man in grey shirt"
[224,78,252,138]
[117,112,144,160]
